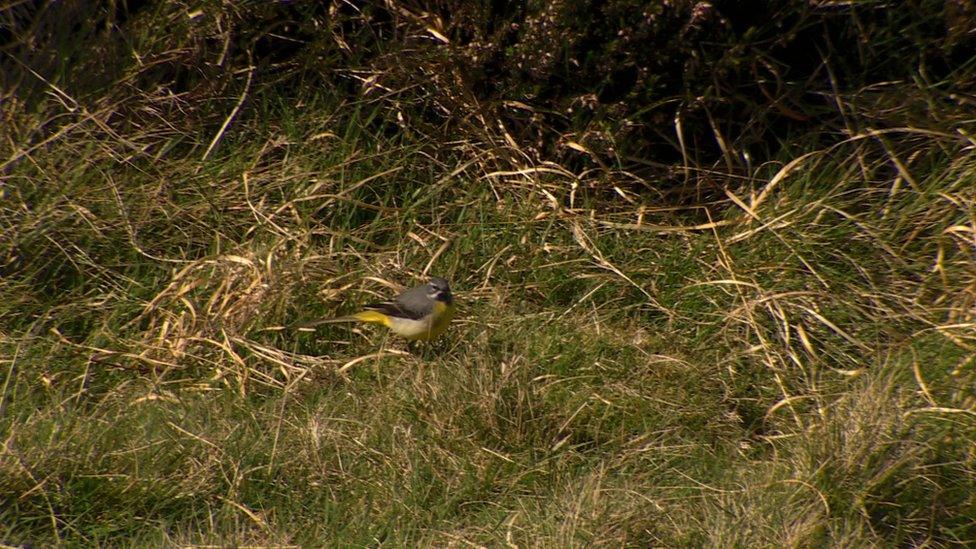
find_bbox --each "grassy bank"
[2,2,975,546]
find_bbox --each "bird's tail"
[293,310,390,331]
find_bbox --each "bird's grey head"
[426,277,452,304]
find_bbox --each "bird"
[297,277,455,341]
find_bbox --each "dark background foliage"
[5,0,974,186]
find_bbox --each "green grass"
[3,5,976,547]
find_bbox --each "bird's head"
[426,277,453,305]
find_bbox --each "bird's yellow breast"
[427,300,455,339]
[387,300,455,340]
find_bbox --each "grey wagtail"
[298,277,455,341]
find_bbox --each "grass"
[2,4,976,547]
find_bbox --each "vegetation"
[2,1,974,546]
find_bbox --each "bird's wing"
[363,300,427,320]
